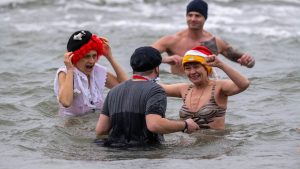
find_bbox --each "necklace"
[189,85,206,111]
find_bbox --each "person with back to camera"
[95,46,199,147]
[152,0,255,75]
[54,30,127,117]
[160,46,250,129]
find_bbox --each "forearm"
[96,114,111,136]
[222,46,243,62]
[147,117,185,134]
[219,62,249,90]
[221,45,255,68]
[58,69,74,107]
[162,56,171,63]
[96,128,110,136]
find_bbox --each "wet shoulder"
[161,33,181,47]
[200,34,219,55]
[112,80,164,93]
[141,82,166,98]
[142,81,165,94]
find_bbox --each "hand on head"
[64,52,74,70]
[99,36,112,59]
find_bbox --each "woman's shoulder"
[56,66,67,73]
[94,64,107,71]
[93,64,108,77]
[159,82,191,98]
[55,66,68,78]
[93,64,108,87]
[213,79,231,86]
[210,79,232,95]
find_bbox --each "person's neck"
[194,80,209,89]
[132,74,149,81]
[132,72,156,81]
[187,28,204,40]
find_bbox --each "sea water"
[0,0,299,168]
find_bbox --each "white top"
[54,64,107,116]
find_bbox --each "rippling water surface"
[0,0,299,169]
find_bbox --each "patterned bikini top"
[179,83,226,128]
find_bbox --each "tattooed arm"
[218,38,255,68]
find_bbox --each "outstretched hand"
[162,54,182,65]
[238,53,255,68]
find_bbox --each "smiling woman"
[160,46,250,130]
[53,30,127,117]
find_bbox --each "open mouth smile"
[85,64,94,70]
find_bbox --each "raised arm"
[101,38,128,89]
[151,35,170,53]
[217,37,255,68]
[57,52,74,107]
[152,35,182,65]
[206,55,250,96]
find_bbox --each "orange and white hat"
[182,46,213,74]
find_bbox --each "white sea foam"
[1,1,300,169]
[104,0,143,4]
[14,23,45,32]
[101,20,185,31]
[0,0,24,6]
[6,0,298,41]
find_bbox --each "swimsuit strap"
[183,84,193,104]
[183,81,216,104]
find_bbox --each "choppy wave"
[1,0,300,168]
[2,0,300,41]
[2,0,300,10]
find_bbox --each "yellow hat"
[182,46,213,74]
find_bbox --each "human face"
[75,50,98,76]
[184,62,208,85]
[186,11,205,30]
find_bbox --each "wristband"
[182,120,188,133]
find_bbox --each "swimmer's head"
[67,30,104,64]
[130,46,162,72]
[186,0,208,20]
[182,45,213,74]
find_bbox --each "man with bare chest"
[152,0,255,75]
